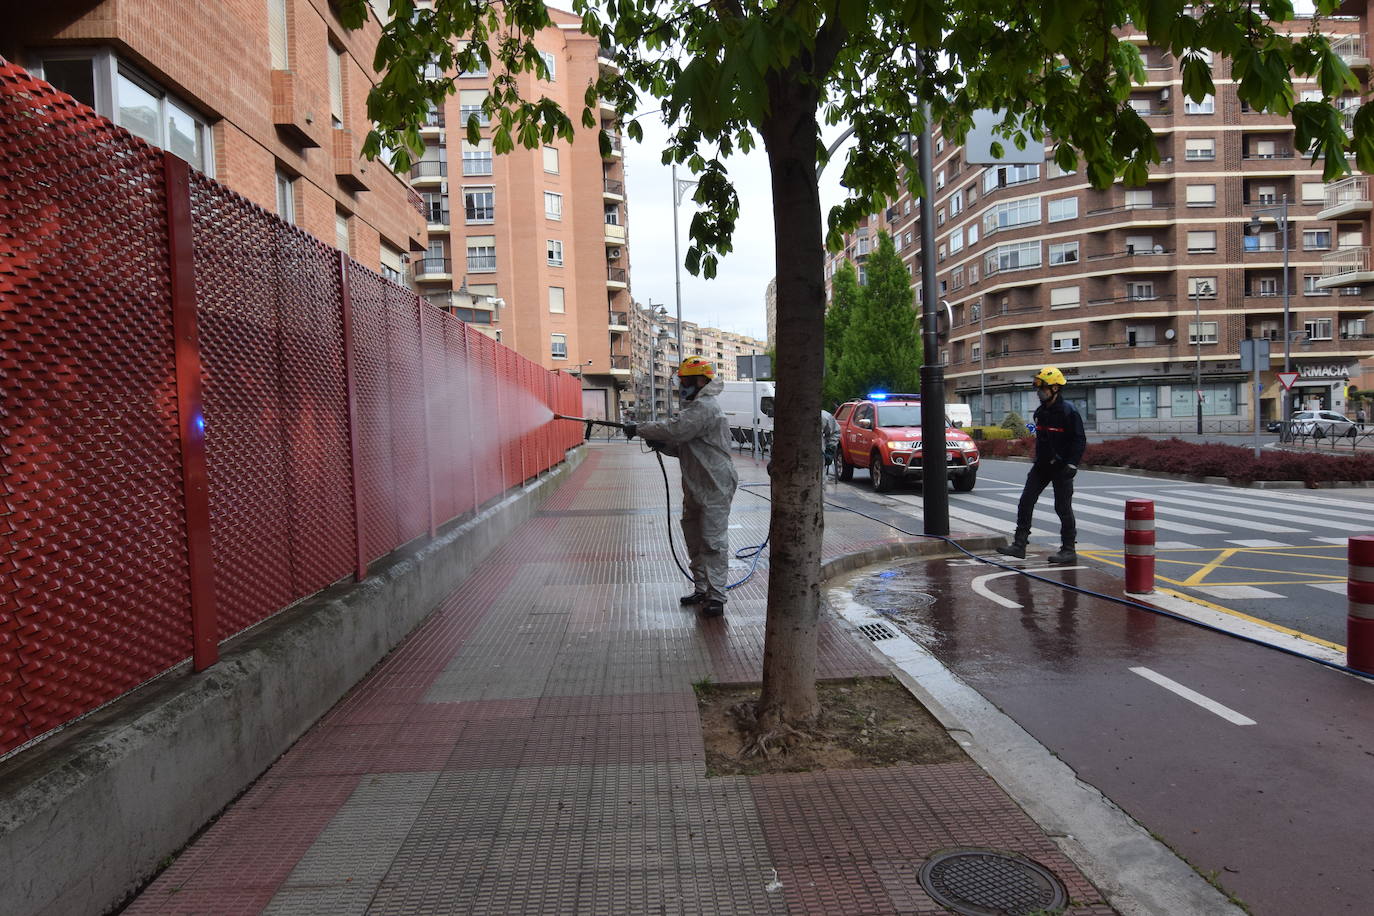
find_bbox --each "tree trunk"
[753,79,826,736]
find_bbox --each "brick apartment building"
[407,4,634,422]
[6,0,426,277]
[625,300,768,419]
[827,13,1374,432]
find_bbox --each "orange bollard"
[1347,536,1374,674]
[1125,499,1156,594]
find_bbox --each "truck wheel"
[953,469,977,492]
[838,454,854,481]
[870,453,895,492]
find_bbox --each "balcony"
[1333,33,1370,70]
[603,177,624,198]
[1316,176,1372,220]
[604,223,627,243]
[411,160,448,184]
[609,354,631,375]
[413,257,452,282]
[602,133,623,158]
[423,206,450,228]
[608,310,629,329]
[332,128,368,192]
[420,109,445,130]
[1085,245,1172,262]
[270,70,324,148]
[607,266,628,288]
[1317,246,1374,289]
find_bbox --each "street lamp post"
[1247,195,1291,440]
[671,164,698,362]
[1192,280,1213,435]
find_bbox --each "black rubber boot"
[1047,546,1077,565]
[680,592,707,605]
[700,599,725,618]
[996,540,1027,559]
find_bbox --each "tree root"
[728,700,824,760]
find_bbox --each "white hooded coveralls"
[636,376,739,603]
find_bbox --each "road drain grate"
[918,849,1067,915]
[857,622,898,641]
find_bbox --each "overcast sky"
[621,108,852,343]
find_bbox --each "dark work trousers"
[1014,462,1076,547]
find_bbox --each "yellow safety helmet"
[1033,366,1067,388]
[678,356,716,380]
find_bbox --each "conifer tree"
[835,233,922,397]
[822,261,861,409]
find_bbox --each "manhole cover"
[918,849,1067,916]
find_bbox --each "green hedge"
[966,426,1013,441]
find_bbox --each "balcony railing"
[467,254,497,273]
[609,310,628,326]
[1323,176,1369,210]
[1333,33,1369,66]
[421,109,445,128]
[413,257,451,277]
[1086,246,1172,261]
[1322,245,1370,280]
[608,266,627,283]
[1242,150,1292,160]
[603,178,624,195]
[423,206,450,225]
[412,161,447,179]
[609,355,630,370]
[1085,202,1173,217]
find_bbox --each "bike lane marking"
[1129,666,1257,726]
[970,567,1087,608]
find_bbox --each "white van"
[717,380,775,432]
[946,403,973,429]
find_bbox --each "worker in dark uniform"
[997,366,1087,564]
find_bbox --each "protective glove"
[1063,464,1078,479]
[623,423,637,440]
[645,439,666,451]
[824,447,836,464]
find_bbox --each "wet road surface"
[846,554,1374,915]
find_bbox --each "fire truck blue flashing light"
[869,391,888,401]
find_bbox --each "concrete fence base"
[0,448,584,916]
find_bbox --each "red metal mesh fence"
[0,59,584,757]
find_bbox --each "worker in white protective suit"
[624,356,739,618]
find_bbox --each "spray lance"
[552,414,633,441]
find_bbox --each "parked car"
[833,394,980,492]
[1290,409,1357,438]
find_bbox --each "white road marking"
[1074,492,1299,534]
[1225,539,1290,548]
[1155,541,1203,550]
[1194,586,1284,600]
[952,494,1131,537]
[1308,582,1348,594]
[971,567,1087,608]
[1129,667,1257,726]
[1313,537,1353,545]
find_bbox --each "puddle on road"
[846,561,947,649]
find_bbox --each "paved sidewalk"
[124,443,1114,915]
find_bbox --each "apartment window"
[539,50,556,80]
[1303,229,1332,250]
[379,243,404,284]
[459,89,489,127]
[1188,322,1219,344]
[466,235,496,272]
[549,286,565,313]
[936,169,945,189]
[1185,138,1216,160]
[268,0,289,69]
[457,41,489,77]
[982,163,1040,192]
[948,229,964,255]
[986,241,1041,273]
[1049,286,1080,308]
[551,334,568,359]
[904,199,912,214]
[1128,98,1153,115]
[464,187,494,223]
[547,239,564,266]
[1184,94,1215,114]
[1048,241,1079,264]
[335,210,351,252]
[904,231,913,247]
[1187,276,1220,298]
[949,190,964,216]
[937,208,946,226]
[545,191,563,220]
[971,342,982,361]
[1186,230,1217,253]
[1306,318,1333,340]
[1342,319,1367,338]
[462,139,493,175]
[1185,184,1216,207]
[1255,277,1278,297]
[604,203,621,226]
[1302,182,1325,204]
[1047,159,1075,178]
[1125,189,1154,209]
[984,198,1040,233]
[1047,197,1078,222]
[1127,281,1155,300]
[968,264,979,284]
[1126,325,1157,347]
[421,191,447,224]
[328,44,344,128]
[1116,385,1159,418]
[275,169,296,224]
[1051,330,1081,353]
[950,267,964,290]
[543,145,559,173]
[1304,274,1331,296]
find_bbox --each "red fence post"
[162,153,219,671]
[1348,536,1374,674]
[416,299,436,538]
[1124,499,1156,595]
[337,252,367,581]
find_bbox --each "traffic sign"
[1277,371,1299,391]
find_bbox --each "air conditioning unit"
[1160,88,1170,100]
[607,247,622,259]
